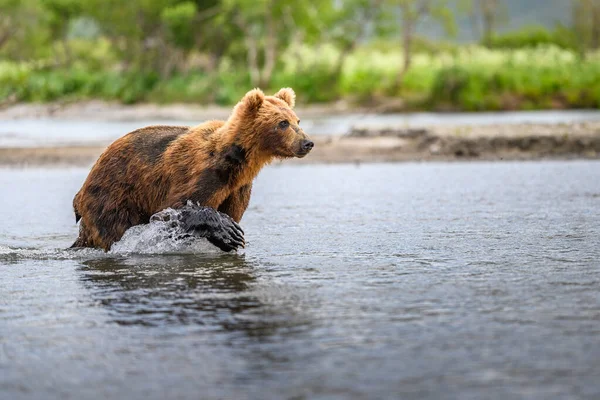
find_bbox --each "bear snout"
[295,139,314,157]
[302,140,314,151]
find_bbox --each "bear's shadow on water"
[78,254,309,340]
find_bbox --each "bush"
[0,64,161,104]
[486,26,579,51]
[2,41,600,111]
[271,64,339,103]
[428,49,600,110]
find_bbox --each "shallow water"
[2,110,600,147]
[1,161,600,400]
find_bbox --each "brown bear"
[71,87,313,252]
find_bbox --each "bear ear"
[242,88,265,114]
[274,87,296,109]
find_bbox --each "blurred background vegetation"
[1,0,600,110]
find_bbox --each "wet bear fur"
[72,87,312,251]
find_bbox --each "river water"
[2,110,600,147]
[1,161,599,399]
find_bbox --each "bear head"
[230,88,314,159]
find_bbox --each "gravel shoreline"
[1,102,599,166]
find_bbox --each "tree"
[307,0,384,81]
[573,0,600,50]
[84,0,176,73]
[480,0,498,44]
[459,0,507,45]
[40,0,83,65]
[384,0,455,90]
[161,0,229,73]
[221,0,277,87]
[0,0,51,60]
[220,0,313,88]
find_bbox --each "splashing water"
[0,244,104,261]
[109,207,224,255]
[0,208,230,259]
[0,245,13,255]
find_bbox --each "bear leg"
[70,220,93,248]
[151,202,245,252]
[217,184,252,223]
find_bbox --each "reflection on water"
[80,255,257,327]
[79,255,313,341]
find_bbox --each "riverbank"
[1,120,598,166]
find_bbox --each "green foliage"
[272,65,339,103]
[369,37,459,55]
[0,0,52,60]
[4,45,599,111]
[41,0,83,36]
[0,0,599,110]
[428,47,600,110]
[0,63,160,104]
[161,2,197,50]
[572,0,600,50]
[486,25,579,50]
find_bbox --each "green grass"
[2,45,600,110]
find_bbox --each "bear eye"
[278,120,289,129]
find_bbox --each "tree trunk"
[592,3,600,49]
[0,16,14,52]
[235,14,261,87]
[283,5,305,72]
[0,26,13,51]
[394,5,414,91]
[402,19,413,76]
[333,42,355,83]
[259,2,277,88]
[333,0,380,84]
[469,7,480,41]
[62,37,72,67]
[245,34,261,87]
[481,0,496,45]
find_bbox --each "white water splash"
[109,208,222,255]
[0,245,14,255]
[0,245,105,260]
[0,208,232,259]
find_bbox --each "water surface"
[1,162,600,400]
[2,110,600,147]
